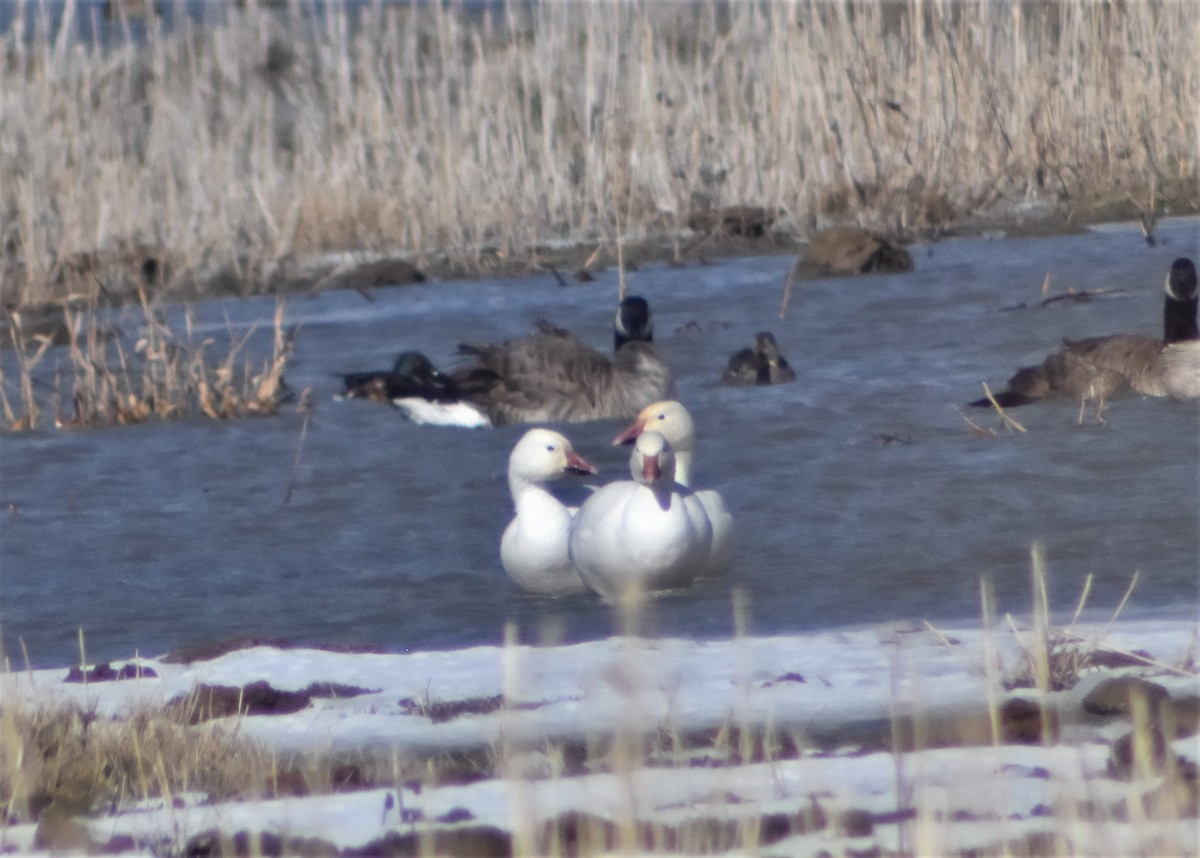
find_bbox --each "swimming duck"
[569,431,712,601]
[723,331,796,386]
[970,257,1199,412]
[500,429,597,595]
[339,351,490,427]
[339,351,454,404]
[447,295,673,426]
[613,400,735,578]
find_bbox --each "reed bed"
[0,296,291,431]
[1,0,1196,310]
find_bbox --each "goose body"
[723,331,796,386]
[500,429,597,595]
[971,258,1199,410]
[613,400,735,578]
[450,296,673,426]
[569,431,711,601]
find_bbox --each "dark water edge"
[1,218,1199,669]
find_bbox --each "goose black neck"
[1164,258,1198,343]
[1164,295,1199,343]
[614,296,653,350]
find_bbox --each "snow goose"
[569,431,711,601]
[613,400,735,578]
[970,257,1200,413]
[501,428,597,595]
[447,295,673,426]
[723,331,796,386]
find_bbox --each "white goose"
[501,428,597,595]
[613,400,735,578]
[569,431,712,601]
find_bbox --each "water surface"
[2,220,1197,667]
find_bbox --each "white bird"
[613,400,735,578]
[500,428,597,595]
[569,431,712,601]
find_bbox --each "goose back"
[451,297,672,426]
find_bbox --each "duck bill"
[641,453,661,482]
[612,416,646,446]
[564,450,598,476]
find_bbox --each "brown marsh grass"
[0,296,291,431]
[1,0,1197,309]
[0,697,273,827]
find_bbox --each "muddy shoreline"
[4,187,1195,347]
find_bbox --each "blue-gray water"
[1,220,1198,668]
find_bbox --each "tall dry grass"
[1,0,1196,308]
[0,296,292,431]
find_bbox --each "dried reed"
[1,296,291,431]
[1,0,1196,308]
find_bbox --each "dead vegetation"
[0,699,273,827]
[0,296,293,432]
[1,0,1196,309]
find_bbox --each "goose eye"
[546,445,556,452]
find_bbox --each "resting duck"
[339,351,453,404]
[339,351,490,428]
[447,295,673,426]
[500,429,597,595]
[569,431,712,601]
[614,400,735,577]
[723,331,796,386]
[971,257,1200,412]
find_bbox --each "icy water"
[2,220,1198,667]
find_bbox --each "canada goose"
[723,331,797,386]
[970,257,1199,412]
[569,431,712,601]
[446,295,673,426]
[500,429,597,596]
[613,400,735,578]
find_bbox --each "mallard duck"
[723,331,796,386]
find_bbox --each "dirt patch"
[169,680,379,724]
[398,694,506,723]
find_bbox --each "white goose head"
[630,430,677,485]
[508,428,596,494]
[613,400,696,485]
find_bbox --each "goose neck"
[672,448,694,487]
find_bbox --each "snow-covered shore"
[2,616,1198,856]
